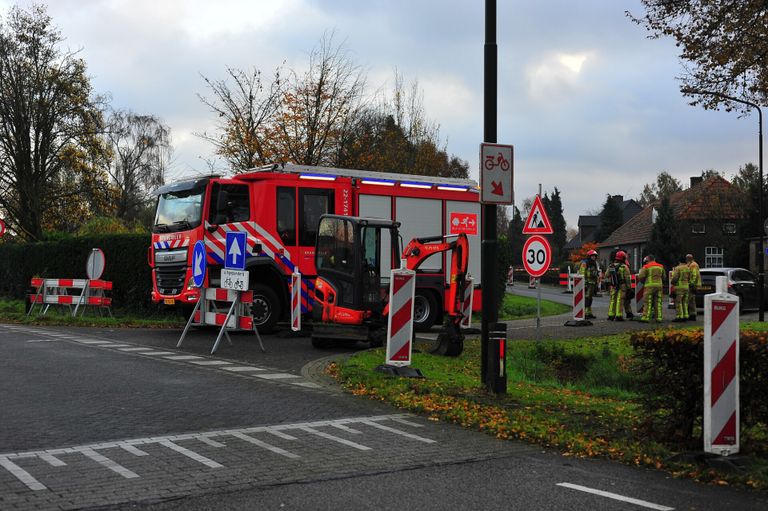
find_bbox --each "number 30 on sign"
[522,235,551,278]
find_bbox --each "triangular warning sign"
[523,195,553,234]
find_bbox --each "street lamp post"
[682,89,764,321]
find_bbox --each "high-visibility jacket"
[688,260,701,287]
[579,258,599,283]
[639,261,666,288]
[672,263,691,288]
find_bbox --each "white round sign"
[522,235,552,278]
[86,248,106,280]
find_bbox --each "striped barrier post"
[528,276,537,289]
[460,276,474,329]
[634,276,645,316]
[559,267,573,294]
[291,271,301,332]
[572,274,584,321]
[704,276,740,455]
[385,267,416,367]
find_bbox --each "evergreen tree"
[507,206,524,265]
[596,195,623,242]
[645,196,680,270]
[542,188,566,263]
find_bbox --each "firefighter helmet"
[615,250,627,262]
[587,250,597,256]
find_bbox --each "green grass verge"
[476,293,570,322]
[0,299,184,328]
[331,331,768,490]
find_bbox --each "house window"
[691,223,705,234]
[722,223,736,234]
[705,246,723,268]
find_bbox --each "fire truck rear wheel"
[250,283,281,334]
[413,291,438,331]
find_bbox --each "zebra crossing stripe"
[229,433,300,459]
[79,448,139,479]
[120,445,149,457]
[158,441,223,469]
[299,427,372,451]
[361,420,436,443]
[38,454,66,467]
[0,456,47,491]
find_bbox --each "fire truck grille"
[156,264,187,295]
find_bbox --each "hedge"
[630,329,768,449]
[0,234,153,311]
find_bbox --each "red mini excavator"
[311,214,469,356]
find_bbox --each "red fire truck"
[149,163,482,332]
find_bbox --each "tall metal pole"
[682,88,764,321]
[481,0,498,386]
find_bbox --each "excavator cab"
[312,215,401,347]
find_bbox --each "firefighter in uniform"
[607,250,631,321]
[638,254,666,323]
[578,249,599,319]
[671,255,692,322]
[686,253,701,321]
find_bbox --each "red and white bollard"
[385,267,416,367]
[572,274,585,321]
[460,275,474,329]
[668,270,676,309]
[290,271,301,332]
[704,276,740,455]
[634,277,645,316]
[528,276,537,289]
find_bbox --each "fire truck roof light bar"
[361,179,395,186]
[400,182,433,189]
[436,185,468,191]
[299,173,336,181]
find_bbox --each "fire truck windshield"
[153,187,205,233]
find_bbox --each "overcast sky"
[1,0,759,229]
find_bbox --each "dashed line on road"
[556,482,674,511]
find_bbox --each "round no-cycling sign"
[522,235,552,278]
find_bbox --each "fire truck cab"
[149,163,482,333]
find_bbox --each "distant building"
[564,195,642,252]
[598,176,744,270]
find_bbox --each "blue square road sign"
[225,231,247,270]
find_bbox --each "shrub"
[630,329,768,449]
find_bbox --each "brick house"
[564,196,642,252]
[598,176,744,271]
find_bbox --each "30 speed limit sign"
[522,235,551,278]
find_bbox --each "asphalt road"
[1,316,766,510]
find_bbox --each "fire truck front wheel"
[250,283,281,333]
[413,290,438,331]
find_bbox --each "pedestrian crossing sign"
[522,195,553,234]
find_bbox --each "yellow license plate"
[164,298,175,305]
[700,286,713,293]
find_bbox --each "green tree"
[596,195,623,242]
[730,162,765,267]
[542,188,566,262]
[629,1,768,111]
[636,171,683,207]
[506,206,524,266]
[0,4,106,240]
[645,196,680,270]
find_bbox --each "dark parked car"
[693,268,763,311]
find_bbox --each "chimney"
[690,176,703,187]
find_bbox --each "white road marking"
[117,347,154,352]
[221,366,266,372]
[103,344,131,348]
[0,456,47,491]
[78,448,139,479]
[290,381,322,388]
[254,373,301,380]
[38,454,66,467]
[137,351,175,356]
[330,424,363,435]
[390,417,424,428]
[188,360,232,366]
[25,339,59,343]
[196,436,226,448]
[158,441,223,469]
[164,355,203,360]
[556,483,674,511]
[229,432,300,459]
[361,420,436,443]
[299,427,372,451]
[75,340,113,345]
[120,444,149,457]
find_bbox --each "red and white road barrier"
[571,274,585,321]
[528,276,537,289]
[385,268,416,366]
[178,286,264,355]
[28,278,112,317]
[291,271,301,332]
[634,276,645,315]
[460,275,474,329]
[704,276,740,455]
[559,268,573,293]
[668,271,675,309]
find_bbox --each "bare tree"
[0,4,106,240]
[196,66,283,172]
[272,33,366,166]
[105,109,171,222]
